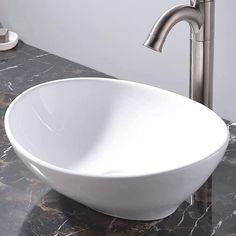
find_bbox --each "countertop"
[0,41,236,236]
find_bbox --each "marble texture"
[0,41,236,236]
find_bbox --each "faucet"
[144,0,215,206]
[144,0,215,109]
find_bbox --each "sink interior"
[7,78,228,177]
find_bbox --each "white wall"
[0,0,235,121]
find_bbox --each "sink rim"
[4,77,230,179]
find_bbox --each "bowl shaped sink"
[5,77,229,220]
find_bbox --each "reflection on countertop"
[0,41,236,236]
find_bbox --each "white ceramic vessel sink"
[5,77,229,220]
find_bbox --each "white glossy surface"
[5,78,229,220]
[0,31,18,51]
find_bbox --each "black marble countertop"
[0,41,236,236]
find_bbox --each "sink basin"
[4,77,229,220]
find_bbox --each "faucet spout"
[144,0,215,109]
[144,5,202,52]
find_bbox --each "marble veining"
[0,41,236,236]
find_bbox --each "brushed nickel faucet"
[144,0,215,109]
[144,0,215,206]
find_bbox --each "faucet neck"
[144,0,215,108]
